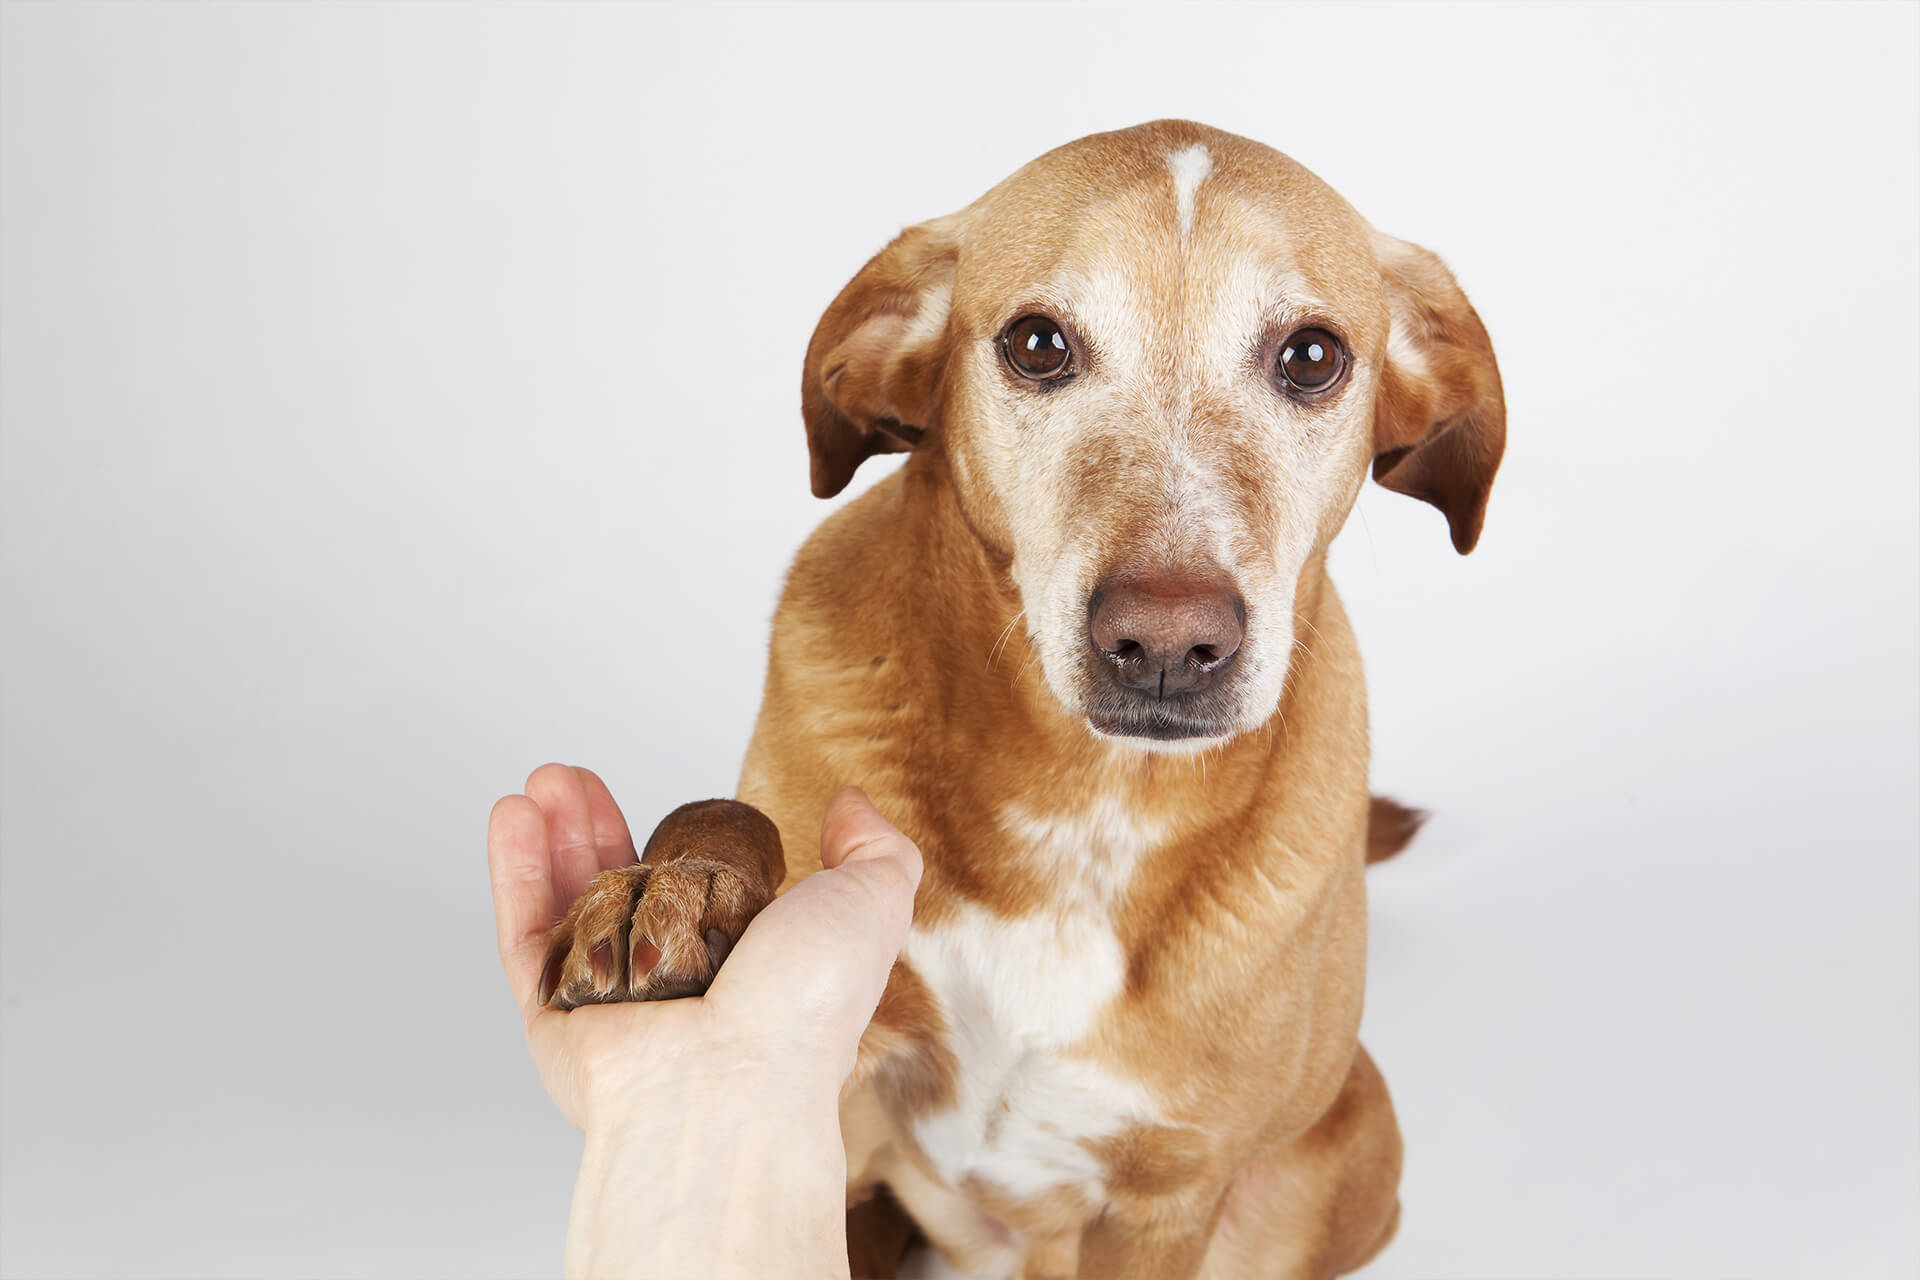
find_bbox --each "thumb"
[703,788,922,1076]
[819,786,924,878]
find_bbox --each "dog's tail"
[1366,795,1427,865]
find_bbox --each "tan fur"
[549,119,1503,1277]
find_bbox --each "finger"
[525,763,603,910]
[820,787,925,884]
[576,766,639,871]
[705,788,922,1076]
[488,793,559,1021]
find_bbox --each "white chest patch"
[901,800,1167,1204]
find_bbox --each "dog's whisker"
[987,610,1026,673]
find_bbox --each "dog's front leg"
[1072,1191,1228,1280]
[538,799,783,1008]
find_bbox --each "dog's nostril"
[1110,638,1143,662]
[1189,644,1220,667]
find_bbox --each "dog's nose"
[1089,574,1246,697]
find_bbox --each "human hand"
[486,766,923,1276]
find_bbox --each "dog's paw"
[538,857,771,1008]
[537,800,782,1009]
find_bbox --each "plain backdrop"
[2,3,1916,1277]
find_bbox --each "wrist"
[568,1060,848,1279]
[580,1034,845,1136]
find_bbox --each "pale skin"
[486,764,924,1278]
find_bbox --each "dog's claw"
[630,935,662,994]
[589,940,616,992]
[537,947,566,1008]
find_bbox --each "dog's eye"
[1002,315,1073,381]
[1277,327,1347,394]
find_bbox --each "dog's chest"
[899,801,1165,1203]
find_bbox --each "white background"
[2,3,1915,1277]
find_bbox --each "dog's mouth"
[1082,686,1241,744]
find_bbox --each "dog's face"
[804,121,1503,747]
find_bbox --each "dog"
[537,119,1504,1278]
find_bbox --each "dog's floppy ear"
[1369,231,1506,554]
[802,218,961,498]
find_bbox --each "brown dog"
[539,119,1504,1278]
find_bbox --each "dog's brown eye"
[1278,327,1346,393]
[1003,314,1072,380]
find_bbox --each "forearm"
[565,1072,848,1279]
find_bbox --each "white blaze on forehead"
[1167,143,1213,243]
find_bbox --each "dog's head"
[803,121,1504,748]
